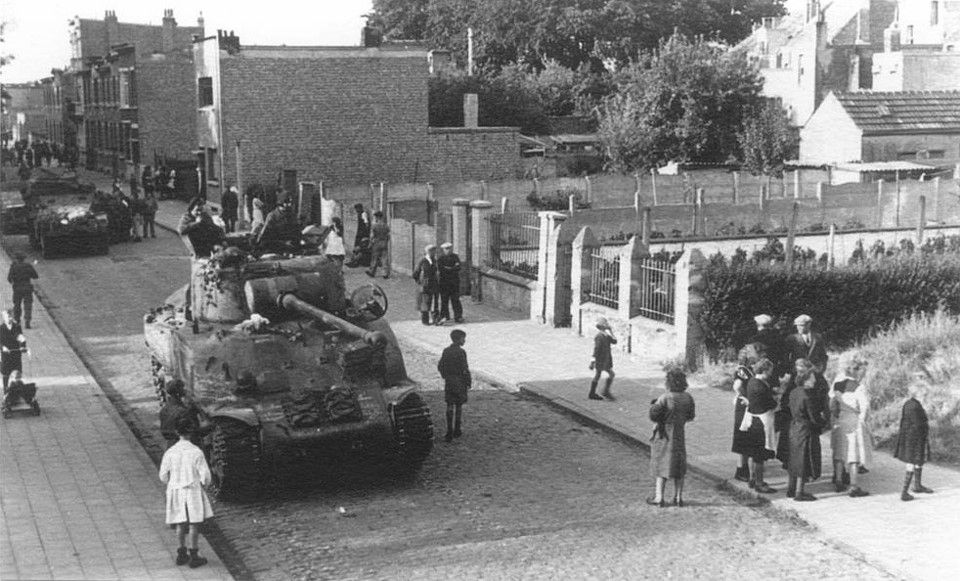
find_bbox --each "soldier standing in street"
[7,253,38,329]
[438,329,470,442]
[365,211,391,278]
[588,318,617,401]
[437,242,463,324]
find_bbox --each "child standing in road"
[588,318,617,401]
[438,329,471,442]
[159,417,214,568]
[894,375,934,501]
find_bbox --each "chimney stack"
[217,29,241,55]
[105,10,119,48]
[884,24,901,52]
[161,9,177,53]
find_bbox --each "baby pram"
[2,347,39,418]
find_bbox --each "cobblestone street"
[0,229,899,580]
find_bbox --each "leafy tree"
[597,33,764,172]
[372,0,785,71]
[738,100,798,176]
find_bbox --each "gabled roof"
[833,91,960,134]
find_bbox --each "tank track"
[209,418,263,500]
[392,393,433,470]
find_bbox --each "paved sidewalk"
[0,251,232,580]
[148,185,960,580]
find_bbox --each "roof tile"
[834,91,960,133]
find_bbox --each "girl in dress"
[830,351,873,497]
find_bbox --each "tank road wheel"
[392,393,433,471]
[208,418,263,501]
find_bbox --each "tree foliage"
[597,33,764,172]
[738,100,798,177]
[372,0,786,70]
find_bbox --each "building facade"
[735,0,898,126]
[3,83,46,144]
[194,30,520,204]
[872,0,960,90]
[800,91,960,166]
[39,10,203,178]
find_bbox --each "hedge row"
[699,254,960,357]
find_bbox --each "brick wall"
[138,57,197,164]
[421,127,521,182]
[219,52,430,191]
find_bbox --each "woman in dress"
[648,368,696,507]
[732,343,765,482]
[323,217,346,266]
[830,351,873,497]
[744,358,778,493]
[786,358,829,501]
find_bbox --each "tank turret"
[145,250,432,499]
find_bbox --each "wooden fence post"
[828,223,836,267]
[500,196,509,213]
[794,170,801,199]
[642,207,652,247]
[650,169,658,206]
[876,180,884,228]
[917,195,926,245]
[785,201,799,269]
[584,175,592,205]
[933,176,941,223]
[732,171,740,204]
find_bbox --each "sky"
[2,0,810,84]
[1,0,374,83]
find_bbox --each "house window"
[797,53,804,83]
[928,150,945,159]
[206,148,218,183]
[897,151,918,160]
[198,77,214,107]
[906,25,914,44]
[932,1,940,26]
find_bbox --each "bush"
[526,187,590,211]
[699,253,960,355]
[852,310,960,465]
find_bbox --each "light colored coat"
[159,440,214,524]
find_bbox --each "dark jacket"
[593,332,617,371]
[178,213,225,258]
[370,221,390,250]
[7,262,39,292]
[220,189,239,220]
[437,253,462,289]
[256,206,299,247]
[438,344,470,388]
[893,397,930,465]
[413,257,440,294]
[750,328,787,375]
[785,332,828,371]
[746,377,777,415]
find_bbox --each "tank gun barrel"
[244,274,385,345]
[279,293,386,346]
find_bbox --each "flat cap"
[301,225,325,236]
[754,314,773,326]
[794,314,813,325]
[424,244,437,251]
[440,242,453,249]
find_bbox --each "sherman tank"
[24,172,109,258]
[144,245,433,499]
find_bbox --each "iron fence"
[633,258,676,323]
[487,212,540,279]
[586,251,620,309]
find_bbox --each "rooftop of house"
[214,43,428,59]
[78,17,203,59]
[833,90,960,133]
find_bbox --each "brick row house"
[40,10,203,180]
[193,30,520,205]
